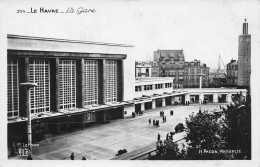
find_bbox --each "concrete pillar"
[117,60,124,102]
[141,103,145,111]
[200,93,204,103]
[171,97,175,105]
[102,60,106,104]
[80,59,85,108]
[55,58,60,111]
[162,97,166,107]
[148,68,152,77]
[227,93,232,103]
[152,99,156,109]
[213,93,218,103]
[141,85,144,91]
[152,84,155,90]
[162,83,165,89]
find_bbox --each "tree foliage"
[150,90,251,160]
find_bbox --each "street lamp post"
[20,83,37,154]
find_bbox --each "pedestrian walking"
[149,118,151,125]
[165,116,166,122]
[166,133,169,140]
[70,153,74,160]
[153,119,155,126]
[157,133,161,141]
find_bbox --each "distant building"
[209,68,226,86]
[238,19,251,87]
[213,73,227,87]
[153,50,185,88]
[226,59,238,86]
[135,61,152,77]
[149,61,160,77]
[184,59,210,88]
[135,61,159,77]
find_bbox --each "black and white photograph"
[0,0,260,166]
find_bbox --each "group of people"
[162,115,166,123]
[183,101,190,105]
[157,132,174,145]
[70,153,86,160]
[148,110,171,127]
[160,110,167,123]
[149,118,160,127]
[165,132,174,140]
[160,110,164,117]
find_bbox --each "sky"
[1,0,260,69]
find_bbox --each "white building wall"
[134,78,174,97]
[123,48,135,101]
[135,87,173,97]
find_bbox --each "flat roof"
[135,77,173,83]
[174,88,247,93]
[7,34,134,48]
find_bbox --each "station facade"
[7,35,135,143]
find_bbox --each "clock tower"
[238,19,251,87]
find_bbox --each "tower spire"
[243,18,248,34]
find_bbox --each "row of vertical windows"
[135,86,142,92]
[84,60,98,106]
[7,59,120,117]
[165,83,172,88]
[59,60,76,110]
[155,84,163,89]
[7,60,19,118]
[105,60,117,103]
[136,82,173,92]
[144,85,152,90]
[29,60,50,114]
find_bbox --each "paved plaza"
[13,103,226,160]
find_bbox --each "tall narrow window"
[59,60,76,110]
[105,60,117,103]
[84,60,98,106]
[29,59,50,114]
[7,60,19,118]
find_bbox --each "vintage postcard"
[0,0,259,167]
